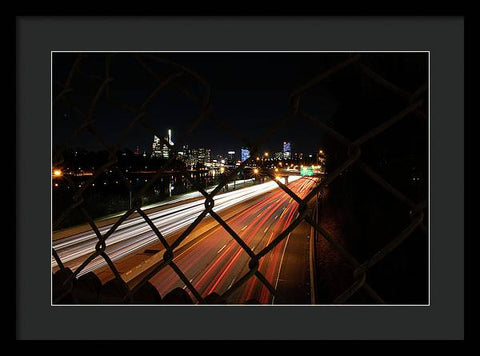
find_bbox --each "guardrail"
[309,194,319,304]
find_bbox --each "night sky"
[52,52,427,158]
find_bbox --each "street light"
[53,169,62,177]
[219,166,227,191]
[253,167,260,184]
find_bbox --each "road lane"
[148,177,318,303]
[52,176,301,277]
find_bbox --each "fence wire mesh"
[52,52,428,304]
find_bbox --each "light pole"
[219,166,227,191]
[253,167,259,184]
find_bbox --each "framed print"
[16,16,465,340]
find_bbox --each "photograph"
[51,51,429,305]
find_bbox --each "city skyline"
[56,127,322,164]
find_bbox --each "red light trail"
[149,177,318,303]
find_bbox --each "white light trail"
[52,176,301,276]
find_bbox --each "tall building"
[227,151,236,165]
[152,135,162,158]
[241,148,250,162]
[152,129,174,159]
[177,144,189,161]
[162,129,174,159]
[216,155,225,165]
[293,152,303,160]
[283,141,292,159]
[189,147,211,167]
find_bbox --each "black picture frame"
[16,15,466,341]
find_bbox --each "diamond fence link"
[291,56,428,303]
[52,53,428,304]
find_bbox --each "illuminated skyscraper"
[152,135,162,158]
[283,141,291,159]
[177,144,189,161]
[241,148,250,162]
[152,129,174,159]
[189,147,211,166]
[162,129,174,159]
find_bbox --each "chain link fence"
[52,52,428,304]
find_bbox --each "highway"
[52,176,303,277]
[147,177,318,303]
